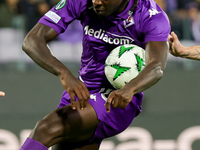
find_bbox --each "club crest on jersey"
[55,0,66,10]
[124,16,135,28]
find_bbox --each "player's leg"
[20,101,100,150]
[20,89,143,150]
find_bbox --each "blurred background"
[0,0,200,150]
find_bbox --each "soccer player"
[0,91,5,97]
[169,31,200,60]
[20,0,170,149]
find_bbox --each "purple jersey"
[38,0,170,89]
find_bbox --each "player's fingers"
[122,103,129,109]
[105,99,112,113]
[117,98,127,109]
[78,92,89,110]
[105,93,114,113]
[78,95,84,110]
[112,98,119,108]
[79,84,90,109]
[78,88,90,110]
[121,99,130,109]
[80,100,85,110]
[69,92,76,110]
[73,90,85,110]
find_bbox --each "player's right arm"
[22,23,90,109]
[168,32,200,60]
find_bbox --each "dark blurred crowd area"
[157,0,200,43]
[0,0,200,43]
[0,0,57,33]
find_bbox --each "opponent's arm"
[22,23,90,109]
[0,91,5,97]
[168,32,200,60]
[105,41,168,112]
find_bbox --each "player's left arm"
[128,41,168,93]
[105,41,168,112]
[105,3,170,112]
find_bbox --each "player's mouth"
[93,8,105,15]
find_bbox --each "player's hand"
[168,32,184,57]
[59,73,90,110]
[0,91,5,97]
[105,88,133,112]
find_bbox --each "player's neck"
[117,0,130,14]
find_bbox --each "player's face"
[92,0,128,17]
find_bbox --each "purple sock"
[20,137,48,150]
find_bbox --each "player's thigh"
[60,101,100,141]
[32,101,99,142]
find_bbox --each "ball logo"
[110,64,131,81]
[55,0,66,10]
[135,53,145,73]
[118,45,134,58]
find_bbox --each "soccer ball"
[105,44,146,89]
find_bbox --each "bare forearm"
[125,62,163,95]
[23,36,68,76]
[22,24,72,77]
[180,46,200,60]
[124,41,168,95]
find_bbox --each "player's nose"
[92,0,103,6]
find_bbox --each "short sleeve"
[140,2,171,43]
[38,0,87,34]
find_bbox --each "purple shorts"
[58,87,143,144]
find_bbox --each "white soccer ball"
[105,44,146,89]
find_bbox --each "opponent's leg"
[20,101,100,150]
